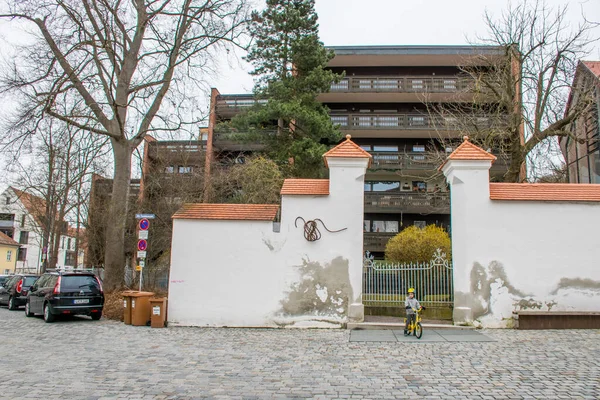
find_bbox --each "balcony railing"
[0,220,16,228]
[370,151,439,171]
[363,232,396,252]
[330,76,473,93]
[215,95,266,116]
[331,113,501,131]
[364,192,450,213]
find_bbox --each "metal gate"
[363,248,453,307]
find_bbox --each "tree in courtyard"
[385,225,451,264]
[428,0,599,182]
[229,0,343,178]
[0,0,249,289]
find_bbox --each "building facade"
[0,231,19,275]
[561,61,600,184]
[206,45,512,258]
[0,187,82,273]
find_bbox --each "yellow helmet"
[408,288,415,293]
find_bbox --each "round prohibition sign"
[138,239,148,251]
[139,218,150,230]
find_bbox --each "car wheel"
[25,300,34,317]
[91,312,102,321]
[8,296,17,311]
[43,304,55,323]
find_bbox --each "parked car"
[0,274,38,310]
[25,271,104,323]
[0,275,10,288]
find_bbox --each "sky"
[211,0,600,97]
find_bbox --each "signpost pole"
[139,269,143,292]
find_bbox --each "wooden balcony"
[363,232,396,253]
[364,192,450,214]
[215,95,266,118]
[330,113,503,139]
[320,75,479,103]
[213,129,275,152]
[369,151,438,171]
[331,76,472,93]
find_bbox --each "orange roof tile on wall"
[490,183,600,202]
[323,135,372,167]
[280,179,329,195]
[172,203,280,221]
[439,136,496,170]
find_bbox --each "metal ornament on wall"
[294,217,347,242]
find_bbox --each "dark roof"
[326,45,507,56]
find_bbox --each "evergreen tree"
[232,0,343,177]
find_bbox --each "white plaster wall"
[445,161,600,328]
[168,157,368,328]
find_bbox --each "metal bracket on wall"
[294,217,347,242]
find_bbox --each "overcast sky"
[212,0,600,97]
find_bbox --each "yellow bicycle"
[403,306,424,339]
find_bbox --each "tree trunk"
[103,137,132,290]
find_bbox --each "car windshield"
[24,277,38,286]
[61,275,101,293]
[0,277,8,286]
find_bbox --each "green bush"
[384,225,451,263]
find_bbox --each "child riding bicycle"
[404,287,421,335]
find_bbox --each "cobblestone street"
[0,307,598,399]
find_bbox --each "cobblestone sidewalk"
[0,307,598,399]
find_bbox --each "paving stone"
[0,307,599,399]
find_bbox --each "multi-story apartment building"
[87,133,207,281]
[561,61,600,184]
[206,45,512,257]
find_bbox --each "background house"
[0,231,19,275]
[0,187,84,273]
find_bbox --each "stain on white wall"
[442,146,600,328]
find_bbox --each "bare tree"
[428,0,598,182]
[3,117,110,271]
[0,0,249,289]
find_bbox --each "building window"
[178,166,192,174]
[6,250,12,261]
[67,238,72,250]
[372,182,400,192]
[373,145,398,152]
[65,250,76,267]
[0,213,15,222]
[20,214,26,227]
[412,145,425,152]
[414,221,426,229]
[165,166,174,173]
[18,231,29,244]
[3,269,8,275]
[5,197,9,205]
[364,220,371,232]
[17,247,27,262]
[412,181,427,192]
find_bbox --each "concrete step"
[347,321,475,330]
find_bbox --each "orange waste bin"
[149,297,167,328]
[130,291,155,326]
[122,290,136,325]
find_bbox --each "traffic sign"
[135,265,142,272]
[138,230,149,240]
[139,260,145,268]
[137,251,147,259]
[139,218,150,231]
[137,239,148,251]
[135,213,156,219]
